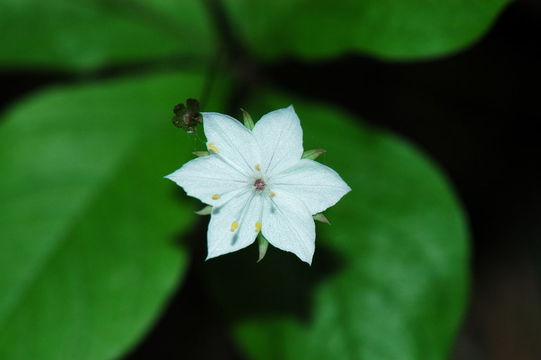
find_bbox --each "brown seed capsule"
[171,98,203,133]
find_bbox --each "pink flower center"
[254,178,266,190]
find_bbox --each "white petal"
[202,112,261,175]
[207,191,264,260]
[261,191,315,264]
[252,105,303,176]
[165,155,250,206]
[271,159,351,214]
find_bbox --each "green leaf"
[223,0,510,60]
[0,0,215,70]
[208,93,469,360]
[0,71,227,359]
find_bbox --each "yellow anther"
[211,194,220,200]
[255,164,261,171]
[255,221,262,233]
[269,192,276,198]
[207,143,219,153]
[230,221,239,232]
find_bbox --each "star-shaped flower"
[166,106,351,264]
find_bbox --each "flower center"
[253,178,266,191]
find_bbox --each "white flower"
[165,106,351,264]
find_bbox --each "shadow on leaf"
[203,237,343,323]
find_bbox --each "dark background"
[1,1,540,359]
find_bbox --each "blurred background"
[1,0,540,359]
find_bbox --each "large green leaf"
[0,0,215,70]
[206,93,469,359]
[224,0,510,60]
[0,71,223,359]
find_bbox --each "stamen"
[255,221,262,233]
[269,192,276,198]
[230,221,238,232]
[255,164,261,171]
[212,194,220,200]
[207,143,219,153]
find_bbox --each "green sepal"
[313,213,331,224]
[195,205,213,215]
[192,151,209,157]
[257,233,269,262]
[302,148,326,160]
[241,108,255,130]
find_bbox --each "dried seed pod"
[171,98,202,133]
